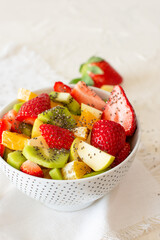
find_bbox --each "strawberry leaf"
[87,56,103,63]
[87,65,103,74]
[81,74,94,86]
[69,78,82,84]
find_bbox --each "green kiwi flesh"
[38,106,76,129]
[23,146,69,168]
[7,150,26,170]
[3,147,13,161]
[49,168,63,180]
[49,91,81,115]
[19,123,32,137]
[13,102,24,112]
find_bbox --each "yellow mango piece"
[50,100,63,108]
[73,127,89,140]
[2,131,29,150]
[27,136,49,148]
[101,85,114,92]
[61,161,91,180]
[18,88,37,102]
[31,119,43,138]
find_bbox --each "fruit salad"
[0,81,137,180]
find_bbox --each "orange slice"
[61,161,91,180]
[77,103,102,130]
[2,131,29,150]
[18,88,37,102]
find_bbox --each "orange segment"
[72,114,80,124]
[18,88,37,102]
[50,100,63,108]
[61,161,91,180]
[73,127,89,140]
[2,131,29,150]
[77,110,99,130]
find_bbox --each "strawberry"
[3,109,21,133]
[0,119,11,141]
[111,142,131,168]
[91,119,126,156]
[70,56,123,88]
[16,93,51,124]
[102,85,136,136]
[53,81,71,93]
[39,124,74,150]
[20,160,44,177]
[0,144,5,157]
[0,119,11,157]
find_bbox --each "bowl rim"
[0,85,140,183]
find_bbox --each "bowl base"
[44,201,94,212]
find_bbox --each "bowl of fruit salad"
[0,81,140,211]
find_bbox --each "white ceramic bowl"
[0,86,140,212]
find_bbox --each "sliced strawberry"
[0,119,11,141]
[102,85,136,136]
[0,144,5,157]
[71,81,106,111]
[91,119,126,156]
[3,109,21,132]
[16,93,51,124]
[111,142,131,168]
[53,81,71,93]
[20,160,44,177]
[39,124,74,150]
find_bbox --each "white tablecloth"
[0,1,160,239]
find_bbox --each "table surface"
[0,0,160,239]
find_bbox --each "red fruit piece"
[78,56,123,88]
[0,119,11,141]
[20,160,44,177]
[0,144,5,157]
[0,119,11,157]
[16,93,51,124]
[71,81,106,111]
[102,85,136,136]
[39,124,74,150]
[54,81,71,93]
[3,109,21,133]
[91,119,126,156]
[111,142,131,168]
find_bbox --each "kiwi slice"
[49,91,81,115]
[83,169,109,178]
[23,145,69,168]
[19,122,32,137]
[38,106,76,129]
[49,168,63,180]
[3,147,13,161]
[7,150,26,170]
[13,102,24,112]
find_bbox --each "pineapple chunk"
[31,119,43,138]
[18,88,37,102]
[73,127,89,140]
[2,131,29,150]
[27,136,49,148]
[101,85,114,92]
[62,161,91,180]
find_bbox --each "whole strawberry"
[39,124,74,150]
[111,142,131,168]
[102,85,136,136]
[91,119,126,156]
[70,56,123,88]
[16,93,51,124]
